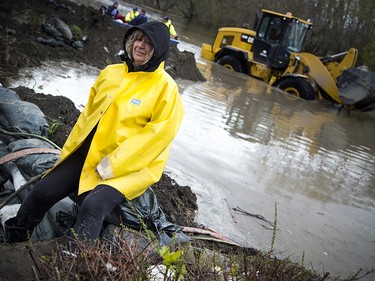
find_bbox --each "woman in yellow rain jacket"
[4,21,184,248]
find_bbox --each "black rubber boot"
[4,217,30,243]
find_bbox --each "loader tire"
[278,78,315,100]
[217,55,247,74]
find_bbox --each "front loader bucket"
[337,68,375,111]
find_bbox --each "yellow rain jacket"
[125,10,139,22]
[54,22,184,200]
[163,19,177,38]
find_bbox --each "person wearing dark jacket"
[100,1,119,18]
[129,9,148,26]
[4,21,184,252]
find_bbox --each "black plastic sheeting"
[0,87,49,138]
[0,86,190,246]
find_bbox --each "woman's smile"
[132,37,153,66]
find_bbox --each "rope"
[0,148,61,165]
[0,127,61,150]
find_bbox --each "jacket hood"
[121,21,170,72]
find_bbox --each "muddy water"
[11,57,375,279]
[169,61,375,279]
[10,1,375,279]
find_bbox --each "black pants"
[15,131,124,243]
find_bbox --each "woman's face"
[132,34,153,67]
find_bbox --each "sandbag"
[0,87,21,102]
[7,139,59,177]
[54,16,73,40]
[0,89,49,137]
[53,187,190,246]
[106,187,183,233]
[32,197,76,240]
[105,187,191,246]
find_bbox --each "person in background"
[162,16,178,40]
[4,21,184,253]
[124,7,139,24]
[99,1,119,19]
[129,9,148,26]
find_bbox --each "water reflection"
[195,62,375,208]
[169,60,375,279]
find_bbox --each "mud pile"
[0,0,205,87]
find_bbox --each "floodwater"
[10,1,375,279]
[170,62,375,280]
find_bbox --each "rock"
[4,28,16,36]
[72,40,84,49]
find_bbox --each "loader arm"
[330,48,358,82]
[298,52,342,104]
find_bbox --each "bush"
[363,40,375,72]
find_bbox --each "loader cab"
[251,10,312,69]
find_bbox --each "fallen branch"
[233,206,275,228]
[191,235,241,247]
[0,172,44,210]
[182,226,240,246]
[224,198,237,225]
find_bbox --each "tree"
[126,0,375,65]
[363,40,375,72]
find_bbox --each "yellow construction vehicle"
[201,9,375,111]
